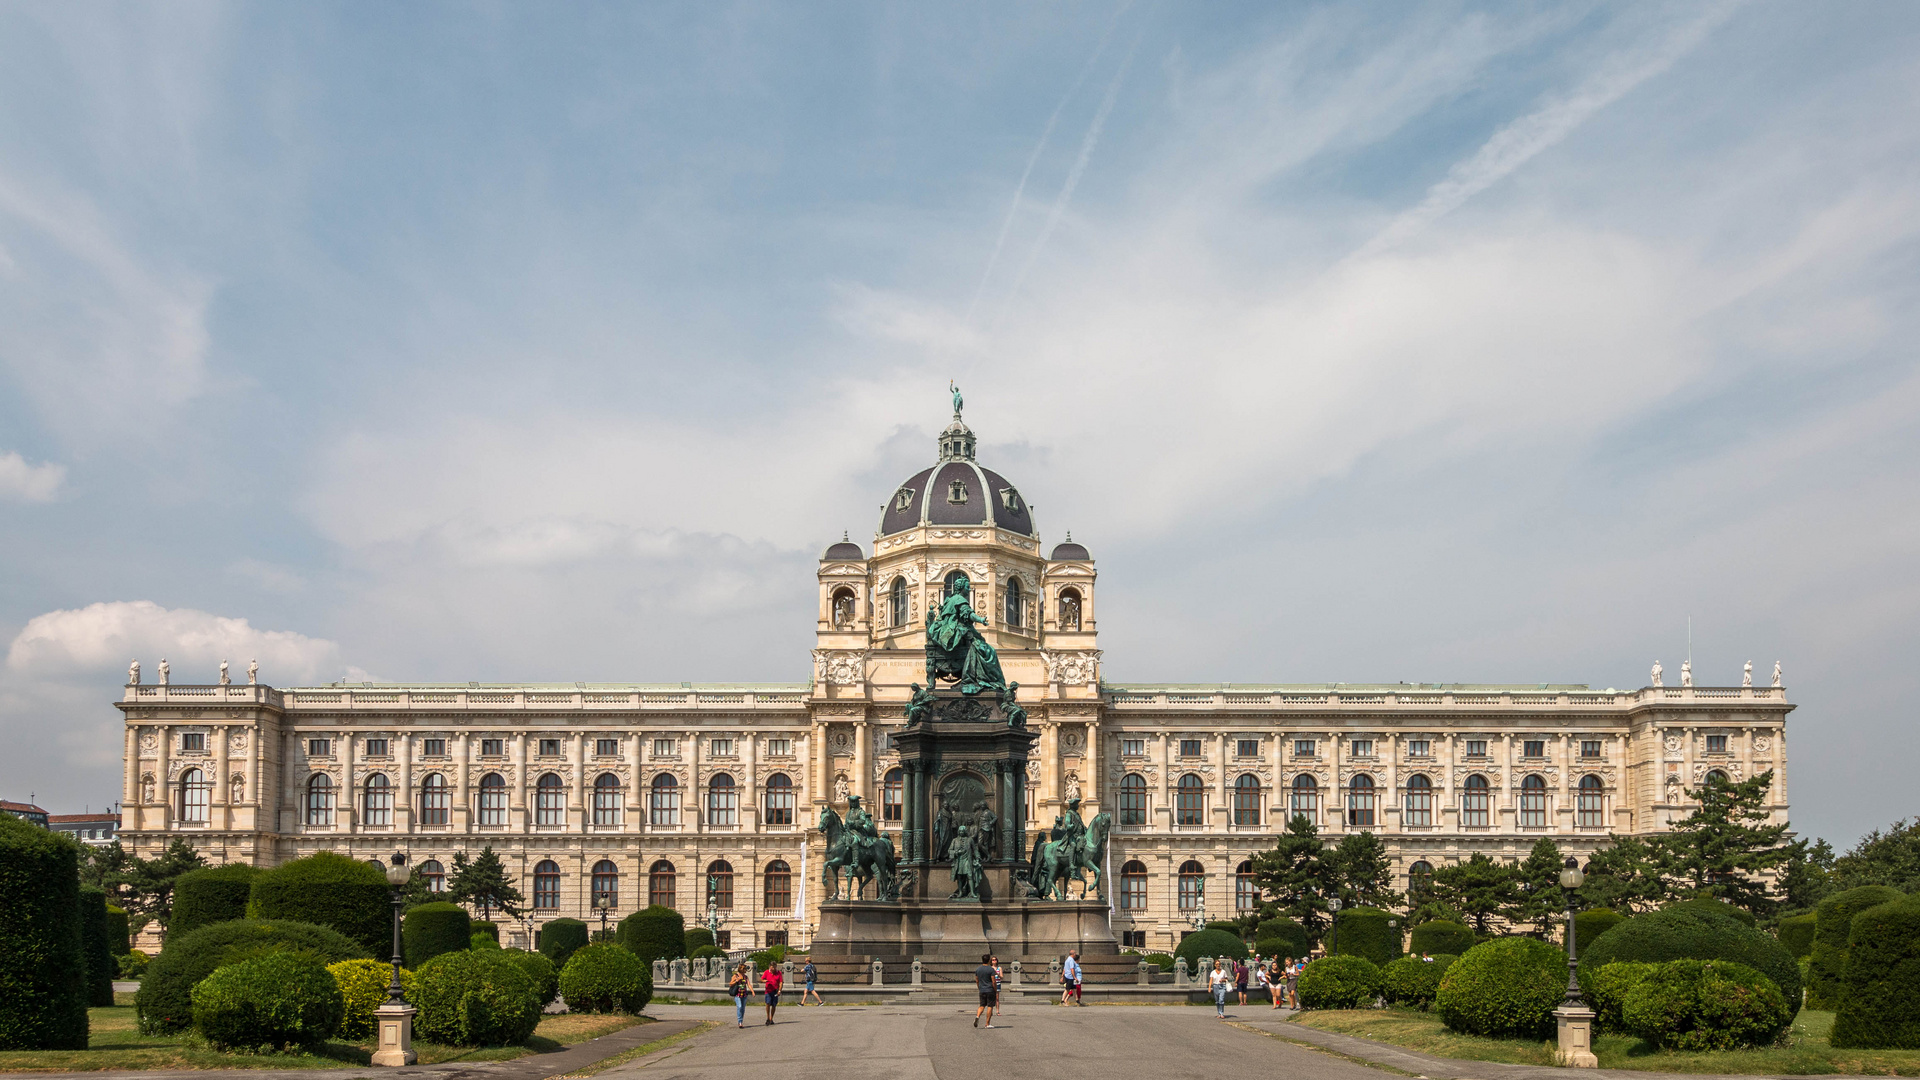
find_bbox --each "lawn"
[0,1003,645,1073]
[1290,1007,1920,1075]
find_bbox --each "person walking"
[974,954,997,1029]
[728,963,750,1028]
[1062,951,1083,1006]
[1285,958,1301,1010]
[1235,956,1249,1005]
[802,957,823,1006]
[1209,959,1231,1019]
[760,960,784,1025]
[989,955,1004,1019]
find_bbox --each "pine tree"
[1330,831,1399,909]
[1830,819,1920,893]
[448,846,523,922]
[1504,837,1564,936]
[1660,769,1791,917]
[1430,852,1518,934]
[118,838,208,932]
[1778,837,1835,914]
[1249,814,1336,936]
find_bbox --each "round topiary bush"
[248,852,391,956]
[1142,952,1175,973]
[118,950,150,979]
[1664,897,1758,927]
[538,918,589,969]
[1298,954,1382,1010]
[472,930,502,951]
[1574,908,1625,950]
[1436,937,1566,1039]
[1578,902,1801,1017]
[404,902,471,968]
[1621,959,1791,1051]
[684,927,715,954]
[500,949,558,1006]
[1254,917,1311,960]
[471,920,501,945]
[105,904,131,957]
[1174,928,1248,974]
[1778,913,1816,960]
[690,944,727,960]
[1830,893,1920,1049]
[136,918,369,1034]
[0,813,88,1050]
[191,952,345,1051]
[1333,907,1403,966]
[617,906,685,966]
[1587,960,1656,1033]
[1410,920,1476,957]
[558,943,653,1014]
[170,863,261,938]
[326,958,419,1041]
[1809,886,1903,1009]
[1381,954,1456,1009]
[748,945,788,970]
[79,885,116,1007]
[414,949,541,1046]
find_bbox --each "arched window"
[649,860,676,908]
[707,774,737,826]
[477,772,507,826]
[1119,773,1148,826]
[943,569,969,599]
[1236,859,1257,910]
[1290,775,1318,821]
[889,577,908,628]
[650,775,679,826]
[536,772,565,826]
[707,860,734,910]
[1462,774,1490,827]
[364,773,393,826]
[1120,860,1148,910]
[1405,774,1433,827]
[420,859,446,893]
[765,773,795,826]
[1348,774,1376,828]
[1004,578,1023,628]
[592,859,619,907]
[593,773,623,826]
[1409,860,1435,893]
[1520,774,1547,827]
[882,769,903,822]
[179,767,212,823]
[1058,587,1082,631]
[302,773,331,826]
[420,773,449,825]
[1178,860,1205,910]
[831,587,856,628]
[1176,774,1204,825]
[764,860,792,911]
[533,859,561,910]
[1704,769,1730,786]
[1578,775,1604,828]
[1233,774,1261,826]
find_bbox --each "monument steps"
[804,953,1145,986]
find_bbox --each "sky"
[2,1,1916,849]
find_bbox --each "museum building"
[115,403,1794,952]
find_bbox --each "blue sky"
[2,2,1917,848]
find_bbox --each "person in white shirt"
[1209,959,1231,1019]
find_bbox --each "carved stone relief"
[1041,650,1101,686]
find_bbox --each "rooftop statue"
[950,380,963,417]
[926,575,1007,697]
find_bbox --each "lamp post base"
[371,1003,417,1066]
[1554,1004,1598,1068]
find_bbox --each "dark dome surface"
[1049,540,1090,560]
[821,539,865,561]
[878,460,1036,537]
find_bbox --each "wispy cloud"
[0,451,64,502]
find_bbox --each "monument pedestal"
[813,898,1116,957]
[1554,1005,1598,1068]
[370,1003,416,1067]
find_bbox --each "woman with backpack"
[728,962,751,1028]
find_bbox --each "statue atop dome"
[950,380,963,418]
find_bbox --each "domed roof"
[876,401,1036,538]
[1049,534,1090,561]
[821,533,864,561]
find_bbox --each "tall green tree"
[1830,819,1920,894]
[1429,852,1518,934]
[116,839,207,932]
[1249,814,1335,936]
[1577,834,1667,914]
[1505,837,1565,936]
[1661,769,1792,917]
[78,841,133,902]
[449,847,523,922]
[1330,831,1399,909]
[1778,836,1836,915]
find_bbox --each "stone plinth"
[370,1003,416,1067]
[1554,1004,1598,1068]
[813,898,1115,957]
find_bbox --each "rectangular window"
[480,738,503,757]
[1294,739,1315,758]
[596,738,619,757]
[1236,739,1259,758]
[1581,740,1601,759]
[181,732,205,752]
[365,739,388,757]
[1408,739,1430,758]
[652,739,676,757]
[1523,740,1546,758]
[765,930,789,948]
[538,738,561,756]
[422,738,446,757]
[712,739,734,756]
[767,738,792,756]
[1706,735,1728,753]
[1350,739,1374,758]
[307,738,330,757]
[1121,930,1147,949]
[1122,738,1145,757]
[715,930,731,949]
[1178,739,1202,758]
[1465,740,1487,758]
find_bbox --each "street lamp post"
[1553,857,1597,1068]
[1327,896,1343,957]
[372,852,416,1067]
[595,895,613,941]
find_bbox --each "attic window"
[948,479,969,504]
[894,488,914,511]
[1000,487,1021,511]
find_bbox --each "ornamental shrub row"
[558,943,653,1013]
[137,919,369,1035]
[247,852,392,956]
[1380,954,1456,1009]
[1809,885,1903,1009]
[1619,959,1790,1051]
[1254,916,1311,960]
[1298,954,1380,1010]
[192,953,344,1051]
[1333,906,1403,966]
[617,906,685,966]
[1578,902,1800,1017]
[1587,960,1656,1033]
[1410,920,1476,957]
[413,949,541,1046]
[404,902,472,968]
[0,813,88,1050]
[501,949,558,1006]
[79,885,117,1007]
[1437,937,1565,1039]
[1830,892,1920,1049]
[539,918,590,969]
[171,863,261,937]
[1573,908,1625,949]
[326,958,419,1040]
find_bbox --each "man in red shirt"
[760,961,784,1025]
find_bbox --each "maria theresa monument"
[113,391,1794,960]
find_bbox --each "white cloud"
[0,451,65,502]
[6,600,341,684]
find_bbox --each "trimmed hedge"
[1334,906,1402,966]
[1778,913,1816,959]
[501,949,558,1006]
[1410,920,1476,957]
[79,885,116,1007]
[414,949,541,1046]
[0,813,88,1050]
[539,918,590,969]
[191,952,344,1051]
[617,906,685,966]
[684,926,716,954]
[1175,928,1248,974]
[170,863,260,937]
[1810,886,1903,1009]
[690,944,727,961]
[118,951,150,979]
[1142,952,1175,973]
[327,958,418,1040]
[1381,954,1456,1009]
[1254,917,1311,960]
[1578,903,1801,1018]
[472,930,503,951]
[471,920,501,944]
[1298,955,1381,1010]
[1574,908,1626,950]
[1436,937,1565,1039]
[1621,959,1791,1051]
[1665,897,1757,927]
[558,943,654,1014]
[248,852,391,955]
[404,902,472,968]
[136,918,369,1034]
[105,904,131,956]
[1831,893,1920,1049]
[1588,960,1656,1033]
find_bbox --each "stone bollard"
[1048,958,1062,990]
[1175,958,1189,987]
[653,959,668,985]
[670,958,688,985]
[911,958,923,986]
[1137,960,1151,987]
[1554,1004,1599,1068]
[871,959,885,987]
[1010,960,1024,988]
[783,960,795,984]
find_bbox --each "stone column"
[743,729,758,830]
[156,724,171,829]
[626,731,643,831]
[511,733,528,832]
[1085,719,1102,814]
[344,731,358,833]
[570,732,586,827]
[1215,732,1229,827]
[396,731,413,830]
[854,720,870,805]
[122,727,139,811]
[453,730,470,829]
[213,723,230,830]
[280,729,296,834]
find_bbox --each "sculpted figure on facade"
[833,773,850,805]
[1743,660,1753,688]
[948,823,983,900]
[158,658,169,685]
[248,658,259,685]
[1650,659,1663,687]
[1681,659,1693,687]
[128,659,140,685]
[219,659,231,685]
[1773,660,1783,687]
